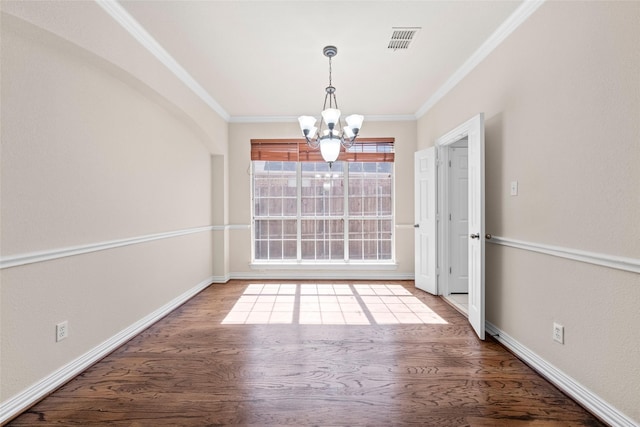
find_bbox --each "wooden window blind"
[251,138,395,163]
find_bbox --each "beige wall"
[1,16,222,400]
[228,120,416,278]
[417,1,640,422]
[0,3,229,156]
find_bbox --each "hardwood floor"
[8,280,604,426]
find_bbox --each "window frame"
[251,138,395,266]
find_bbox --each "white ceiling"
[117,0,524,120]
[3,0,527,121]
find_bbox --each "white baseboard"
[486,322,638,427]
[230,271,414,281]
[0,276,214,425]
[206,272,414,284]
[210,274,231,283]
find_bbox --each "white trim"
[395,223,415,229]
[94,0,230,122]
[415,0,545,118]
[228,224,251,230]
[232,271,413,280]
[229,114,417,124]
[250,262,398,271]
[486,322,638,427]
[488,236,640,274]
[210,274,231,284]
[0,226,214,269]
[211,224,251,231]
[0,276,214,425]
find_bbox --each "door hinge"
[449,267,452,274]
[449,213,452,221]
[449,160,452,167]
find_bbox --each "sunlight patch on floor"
[221,284,448,325]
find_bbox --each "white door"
[414,147,437,294]
[466,115,485,340]
[449,147,469,293]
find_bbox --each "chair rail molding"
[0,225,215,269]
[488,235,640,274]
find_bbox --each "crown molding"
[96,0,543,126]
[95,0,230,122]
[229,114,417,124]
[415,0,546,118]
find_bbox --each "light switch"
[510,181,518,196]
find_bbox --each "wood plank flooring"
[8,280,604,426]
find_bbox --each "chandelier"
[298,45,364,166]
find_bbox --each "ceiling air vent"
[388,27,421,51]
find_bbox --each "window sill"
[250,261,398,271]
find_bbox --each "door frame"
[437,139,459,298]
[433,113,485,340]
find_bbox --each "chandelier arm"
[323,90,330,111]
[341,135,356,149]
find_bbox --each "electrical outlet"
[56,321,69,342]
[553,322,564,344]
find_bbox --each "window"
[251,139,394,263]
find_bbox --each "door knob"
[470,233,480,239]
[485,233,492,240]
[414,224,420,228]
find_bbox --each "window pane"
[255,239,268,259]
[283,198,297,216]
[269,241,282,259]
[301,241,315,259]
[253,160,393,262]
[301,197,314,215]
[268,198,282,216]
[331,241,344,259]
[301,219,343,260]
[349,240,363,260]
[301,163,344,218]
[348,162,393,218]
[348,219,392,261]
[281,220,294,239]
[315,241,328,260]
[329,197,344,215]
[379,241,392,259]
[283,240,297,259]
[363,240,378,260]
